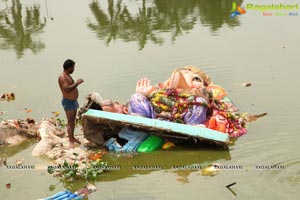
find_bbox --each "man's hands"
[76,78,84,85]
[135,78,156,96]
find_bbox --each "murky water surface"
[0,0,300,199]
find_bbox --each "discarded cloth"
[105,137,123,152]
[119,127,149,152]
[105,127,148,152]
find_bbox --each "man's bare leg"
[65,110,81,148]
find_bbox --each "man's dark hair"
[63,59,75,70]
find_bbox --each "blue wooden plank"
[83,109,229,144]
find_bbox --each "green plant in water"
[82,159,108,180]
[61,159,79,180]
[48,153,108,181]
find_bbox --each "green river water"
[0,0,300,199]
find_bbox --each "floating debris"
[26,118,35,124]
[6,183,11,189]
[49,184,56,191]
[48,153,108,181]
[52,111,60,117]
[124,153,138,159]
[0,158,7,166]
[48,181,60,191]
[241,82,252,87]
[0,93,15,102]
[15,159,24,166]
[176,177,189,184]
[76,183,97,196]
[226,182,237,196]
[226,182,237,188]
[88,152,105,161]
[201,163,220,176]
[41,184,98,199]
[162,141,175,150]
[245,113,267,122]
[24,108,32,113]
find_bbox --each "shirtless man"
[58,59,84,148]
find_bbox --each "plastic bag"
[137,135,164,152]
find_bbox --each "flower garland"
[149,89,208,123]
[208,97,247,137]
[149,88,247,137]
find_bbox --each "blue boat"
[81,109,230,149]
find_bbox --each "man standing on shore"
[58,59,84,148]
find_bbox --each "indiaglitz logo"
[230,2,246,18]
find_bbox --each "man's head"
[63,59,75,73]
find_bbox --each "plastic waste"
[118,127,148,152]
[105,137,123,152]
[137,135,164,152]
[162,141,175,150]
[43,190,83,200]
[105,128,148,152]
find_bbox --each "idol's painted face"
[191,74,205,89]
[167,69,205,90]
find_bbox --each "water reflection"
[57,150,230,192]
[0,139,36,158]
[197,0,242,31]
[87,0,243,49]
[0,0,46,58]
[40,148,231,194]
